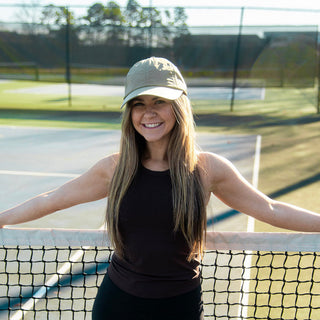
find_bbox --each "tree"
[124,0,148,46]
[40,5,75,34]
[13,0,42,36]
[125,0,142,28]
[143,6,169,47]
[80,0,190,48]
[81,2,125,45]
[82,3,108,44]
[84,3,106,27]
[39,4,79,62]
[105,1,125,44]
[172,7,189,38]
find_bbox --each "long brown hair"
[106,94,207,260]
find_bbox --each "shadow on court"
[268,172,320,198]
[0,109,122,123]
[1,109,319,128]
[195,113,320,127]
[208,172,320,227]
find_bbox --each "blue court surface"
[0,126,260,232]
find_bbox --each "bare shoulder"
[197,151,237,191]
[198,151,231,173]
[81,153,119,196]
[93,153,119,181]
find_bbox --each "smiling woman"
[130,96,176,151]
[1,56,320,320]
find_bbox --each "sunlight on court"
[0,126,259,318]
[0,126,258,231]
[1,126,319,319]
[3,81,265,100]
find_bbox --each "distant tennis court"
[4,82,265,100]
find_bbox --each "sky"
[0,0,320,27]
[4,0,319,9]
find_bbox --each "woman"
[0,57,320,320]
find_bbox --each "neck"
[142,141,169,171]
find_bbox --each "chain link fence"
[0,3,319,112]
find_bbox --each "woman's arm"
[202,152,320,232]
[0,154,118,228]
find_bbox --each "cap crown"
[124,57,187,99]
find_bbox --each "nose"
[143,105,157,117]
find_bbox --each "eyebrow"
[132,97,161,102]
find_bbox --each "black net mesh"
[1,243,320,319]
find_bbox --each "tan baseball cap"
[121,57,187,108]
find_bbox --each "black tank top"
[107,164,200,298]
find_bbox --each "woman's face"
[130,95,176,145]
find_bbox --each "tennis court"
[0,125,259,318]
[0,2,318,317]
[1,126,320,319]
[0,126,259,231]
[3,81,265,101]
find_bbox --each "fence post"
[148,0,153,57]
[317,29,320,114]
[230,7,244,112]
[65,6,72,107]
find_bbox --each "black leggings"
[92,274,204,320]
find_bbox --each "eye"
[131,101,144,108]
[155,99,166,105]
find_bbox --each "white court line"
[240,134,261,319]
[6,134,262,318]
[248,134,261,232]
[0,169,79,178]
[3,165,85,319]
[10,249,86,320]
[10,224,106,320]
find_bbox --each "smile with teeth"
[143,122,162,128]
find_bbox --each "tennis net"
[1,228,320,320]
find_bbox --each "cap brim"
[121,86,183,108]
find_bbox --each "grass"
[0,81,320,232]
